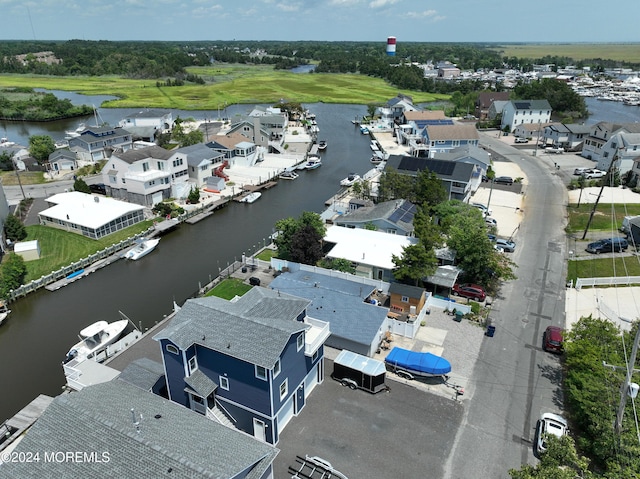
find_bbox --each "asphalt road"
[444,132,567,478]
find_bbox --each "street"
[445,132,568,477]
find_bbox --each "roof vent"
[94,196,99,203]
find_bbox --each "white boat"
[124,238,160,260]
[64,123,85,139]
[279,170,299,180]
[304,157,322,170]
[241,192,262,203]
[340,173,361,187]
[318,140,327,151]
[0,301,11,326]
[0,137,16,147]
[360,126,369,135]
[62,319,129,364]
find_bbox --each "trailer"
[331,350,390,394]
[384,347,451,380]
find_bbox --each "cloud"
[328,0,363,6]
[369,0,401,8]
[407,9,444,21]
[275,2,301,12]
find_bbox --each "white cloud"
[369,0,401,8]
[275,2,301,12]
[407,9,444,20]
[328,0,363,6]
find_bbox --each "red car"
[452,283,486,301]
[543,326,564,353]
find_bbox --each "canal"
[0,102,372,420]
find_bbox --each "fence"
[574,276,640,291]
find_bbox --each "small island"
[0,87,93,121]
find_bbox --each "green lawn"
[256,249,278,262]
[567,257,640,284]
[23,222,154,281]
[205,278,252,300]
[567,203,640,233]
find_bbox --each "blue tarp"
[385,347,451,376]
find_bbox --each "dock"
[1,395,54,453]
[45,253,123,291]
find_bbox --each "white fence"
[426,295,472,315]
[575,276,640,291]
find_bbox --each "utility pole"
[12,156,26,200]
[611,325,640,434]
[581,152,618,240]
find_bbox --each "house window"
[612,143,617,149]
[386,228,396,234]
[255,365,267,381]
[273,359,281,378]
[166,344,179,355]
[192,394,204,405]
[220,375,229,390]
[401,296,409,303]
[297,333,304,351]
[188,356,198,374]
[312,349,320,362]
[604,152,609,158]
[143,162,149,172]
[280,379,288,399]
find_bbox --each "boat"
[62,319,129,364]
[370,155,383,164]
[0,137,16,147]
[304,157,322,170]
[124,238,160,260]
[360,126,369,135]
[0,301,10,326]
[279,170,299,180]
[340,173,361,187]
[384,346,452,379]
[318,140,327,151]
[240,192,262,203]
[64,123,85,139]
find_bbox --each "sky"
[0,0,638,43]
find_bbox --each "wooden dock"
[1,394,54,452]
[45,253,123,291]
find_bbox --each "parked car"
[543,326,564,353]
[514,137,529,143]
[89,183,107,195]
[573,167,589,176]
[535,413,568,455]
[472,202,492,216]
[452,283,486,301]
[494,176,514,185]
[495,238,516,252]
[546,146,564,154]
[485,217,497,227]
[586,237,628,254]
[582,169,606,179]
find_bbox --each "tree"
[0,150,14,171]
[73,177,91,194]
[392,242,437,286]
[289,224,324,265]
[318,257,356,274]
[28,135,56,164]
[0,253,27,298]
[4,214,27,242]
[509,435,593,479]
[414,169,447,212]
[188,186,200,204]
[273,212,326,260]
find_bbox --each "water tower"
[386,36,396,56]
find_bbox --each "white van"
[621,215,639,234]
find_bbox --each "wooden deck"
[1,394,54,452]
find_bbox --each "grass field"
[491,43,640,63]
[0,64,448,110]
[23,222,153,281]
[566,203,640,233]
[205,278,252,300]
[567,257,640,284]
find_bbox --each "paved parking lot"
[273,365,464,479]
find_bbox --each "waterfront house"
[38,191,145,239]
[421,124,479,157]
[270,267,390,357]
[173,143,225,187]
[333,199,417,236]
[68,125,133,165]
[474,92,510,120]
[581,122,640,174]
[207,133,262,168]
[118,108,174,133]
[225,107,287,150]
[431,144,490,193]
[101,145,187,206]
[0,379,279,479]
[322,224,418,282]
[540,123,591,151]
[397,110,453,156]
[153,287,330,445]
[380,94,417,121]
[47,149,77,173]
[500,100,552,133]
[385,155,476,202]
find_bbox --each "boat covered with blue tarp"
[384,347,451,378]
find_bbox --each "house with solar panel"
[385,155,477,202]
[431,145,491,192]
[421,124,480,157]
[0,379,279,479]
[333,199,417,236]
[68,125,133,165]
[500,99,552,133]
[153,287,330,445]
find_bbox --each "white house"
[594,131,640,176]
[500,100,552,133]
[118,109,174,131]
[172,143,225,187]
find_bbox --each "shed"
[14,240,41,261]
[332,349,389,394]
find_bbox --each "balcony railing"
[304,317,330,356]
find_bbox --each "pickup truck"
[582,169,606,179]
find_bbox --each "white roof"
[324,225,417,270]
[41,192,144,229]
[14,240,39,252]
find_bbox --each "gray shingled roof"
[389,282,425,299]
[175,143,224,167]
[1,380,278,479]
[336,199,415,233]
[114,145,174,164]
[184,369,218,397]
[117,358,165,391]
[154,288,310,369]
[270,270,386,347]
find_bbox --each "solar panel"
[423,159,456,176]
[514,101,531,109]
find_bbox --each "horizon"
[0,0,637,43]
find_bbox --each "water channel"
[0,93,637,421]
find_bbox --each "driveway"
[273,364,464,479]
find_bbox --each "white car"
[485,217,497,227]
[582,169,606,179]
[472,202,492,217]
[535,413,568,455]
[573,167,589,176]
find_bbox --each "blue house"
[153,287,330,445]
[422,124,479,156]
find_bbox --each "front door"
[253,418,266,442]
[295,384,305,414]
